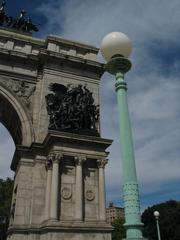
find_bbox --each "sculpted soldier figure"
[0,1,8,26]
[12,9,26,29]
[45,83,99,135]
[0,3,39,33]
[0,0,5,11]
[23,17,39,32]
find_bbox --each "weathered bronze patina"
[0,1,39,33]
[46,83,99,135]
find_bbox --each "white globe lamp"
[154,211,160,219]
[100,32,132,62]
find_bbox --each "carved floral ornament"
[97,159,108,168]
[1,78,36,104]
[74,156,86,166]
[47,152,63,164]
[45,159,52,171]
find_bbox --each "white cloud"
[38,0,180,48]
[36,0,180,206]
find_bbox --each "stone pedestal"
[7,132,113,240]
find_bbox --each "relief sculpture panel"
[45,83,99,136]
[1,77,36,106]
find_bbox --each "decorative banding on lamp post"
[100,32,146,240]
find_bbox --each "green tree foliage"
[112,218,126,240]
[142,200,180,240]
[0,178,14,240]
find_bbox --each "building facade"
[106,203,124,224]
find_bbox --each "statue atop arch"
[0,1,39,33]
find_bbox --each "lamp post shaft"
[115,71,144,239]
[100,30,146,239]
[156,219,161,240]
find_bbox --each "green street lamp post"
[154,211,161,240]
[100,32,146,240]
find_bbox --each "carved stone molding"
[1,78,36,105]
[48,152,63,164]
[97,159,108,168]
[85,188,95,201]
[61,186,72,200]
[74,155,86,166]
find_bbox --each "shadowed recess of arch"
[0,95,22,145]
[0,83,34,146]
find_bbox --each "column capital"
[74,155,86,166]
[97,159,108,168]
[45,159,53,171]
[48,152,63,163]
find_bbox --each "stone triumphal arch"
[0,28,112,240]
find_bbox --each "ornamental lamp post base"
[123,238,148,240]
[122,223,148,240]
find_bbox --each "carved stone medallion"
[85,189,95,201]
[61,187,72,200]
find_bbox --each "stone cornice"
[0,28,105,78]
[0,71,38,83]
[0,28,45,46]
[0,29,99,58]
[11,131,112,171]
[39,49,105,78]
[43,131,113,152]
[0,29,99,53]
[0,47,39,62]
[46,35,99,53]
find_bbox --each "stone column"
[75,156,86,221]
[44,158,52,220]
[97,159,108,221]
[50,153,62,221]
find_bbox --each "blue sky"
[0,0,180,211]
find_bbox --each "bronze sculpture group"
[46,83,99,136]
[0,1,39,33]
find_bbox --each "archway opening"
[0,123,15,240]
[0,123,15,178]
[0,83,34,148]
[0,91,23,238]
[0,90,24,176]
[0,93,22,146]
